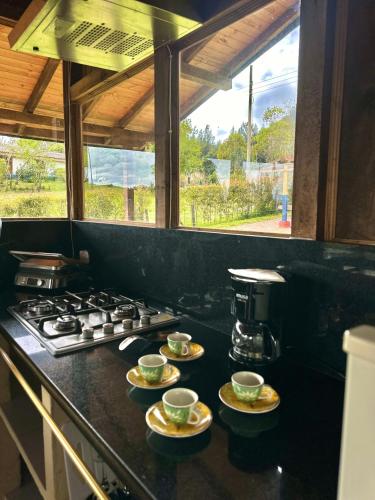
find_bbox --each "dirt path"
[228,217,292,235]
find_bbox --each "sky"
[188,26,300,141]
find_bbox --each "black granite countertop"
[0,290,344,500]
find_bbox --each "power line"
[252,70,298,88]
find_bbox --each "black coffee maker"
[228,268,287,371]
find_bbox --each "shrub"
[17,197,51,217]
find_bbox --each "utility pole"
[246,65,253,164]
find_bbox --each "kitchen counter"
[0,290,344,500]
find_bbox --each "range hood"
[9,0,203,72]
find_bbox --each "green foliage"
[13,138,60,191]
[217,130,247,177]
[179,120,202,183]
[0,158,7,183]
[253,115,295,163]
[262,105,285,125]
[180,176,278,226]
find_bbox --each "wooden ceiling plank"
[181,6,299,120]
[70,55,154,105]
[228,7,300,76]
[117,87,154,128]
[180,62,232,90]
[182,37,214,63]
[24,58,60,113]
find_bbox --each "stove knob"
[103,322,114,335]
[140,315,151,326]
[122,319,133,330]
[81,327,94,339]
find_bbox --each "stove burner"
[114,304,135,318]
[53,315,78,331]
[9,288,179,355]
[28,301,53,315]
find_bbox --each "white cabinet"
[338,325,375,500]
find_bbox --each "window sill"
[176,226,293,239]
[78,218,156,228]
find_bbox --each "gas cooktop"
[8,289,179,356]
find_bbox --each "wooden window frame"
[61,0,356,244]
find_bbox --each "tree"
[253,104,296,163]
[179,120,203,185]
[0,158,7,184]
[217,128,247,178]
[14,139,55,191]
[197,124,217,157]
[238,121,258,141]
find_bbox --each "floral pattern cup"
[231,371,264,403]
[138,354,167,383]
[167,332,191,356]
[162,388,201,425]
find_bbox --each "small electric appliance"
[228,268,287,371]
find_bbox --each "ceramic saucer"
[146,401,212,438]
[126,364,180,390]
[219,383,280,414]
[159,343,205,362]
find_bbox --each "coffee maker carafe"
[228,268,286,370]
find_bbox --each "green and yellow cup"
[162,388,200,425]
[231,371,264,402]
[167,332,191,356]
[138,354,167,383]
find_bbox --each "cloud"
[217,128,228,137]
[234,81,247,90]
[252,83,297,126]
[261,70,273,80]
[187,25,300,140]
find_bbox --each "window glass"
[0,137,66,217]
[0,24,67,218]
[179,0,300,234]
[82,66,155,223]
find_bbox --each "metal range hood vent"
[9,0,203,71]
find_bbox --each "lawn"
[0,181,285,232]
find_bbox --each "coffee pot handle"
[263,325,280,362]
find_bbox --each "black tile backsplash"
[1,219,374,378]
[72,222,375,378]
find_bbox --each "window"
[0,24,67,218]
[82,66,155,223]
[0,136,66,218]
[179,1,300,234]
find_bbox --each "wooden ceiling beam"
[0,108,153,142]
[181,86,216,120]
[70,55,154,105]
[0,16,17,27]
[117,87,154,128]
[24,58,60,113]
[0,121,150,150]
[173,0,275,52]
[82,97,100,121]
[181,62,232,90]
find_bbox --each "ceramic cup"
[138,354,167,383]
[231,371,264,402]
[167,332,191,356]
[162,388,200,425]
